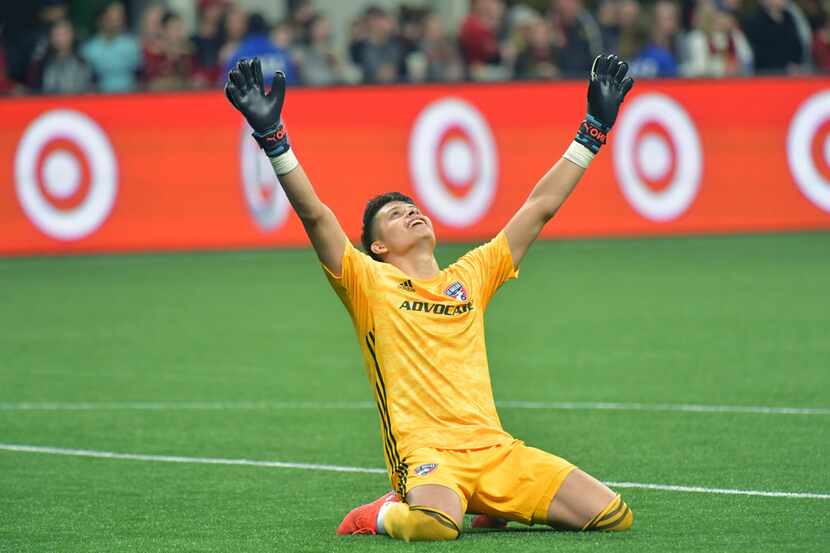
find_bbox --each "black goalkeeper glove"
[575,54,634,154]
[225,57,290,158]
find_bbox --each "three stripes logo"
[398,280,415,293]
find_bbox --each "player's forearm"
[503,154,586,265]
[272,160,329,222]
[523,156,586,222]
[272,158,347,273]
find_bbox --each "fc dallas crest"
[444,281,468,301]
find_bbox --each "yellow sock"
[382,503,460,542]
[581,495,634,532]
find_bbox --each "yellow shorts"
[399,439,575,525]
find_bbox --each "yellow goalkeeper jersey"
[323,231,518,490]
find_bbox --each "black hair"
[248,12,270,36]
[96,1,123,22]
[365,5,387,18]
[361,192,415,261]
[162,10,180,27]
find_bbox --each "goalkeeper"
[225,54,634,541]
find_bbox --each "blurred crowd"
[0,0,827,96]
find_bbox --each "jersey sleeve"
[321,239,376,330]
[453,231,519,310]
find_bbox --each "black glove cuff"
[252,123,290,157]
[575,115,611,154]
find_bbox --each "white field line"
[0,443,384,474]
[0,400,375,412]
[496,401,830,416]
[1,443,828,500]
[0,400,828,416]
[603,481,830,500]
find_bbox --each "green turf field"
[1,232,828,552]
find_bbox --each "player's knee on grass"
[383,503,460,542]
[582,495,633,532]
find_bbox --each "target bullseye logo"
[613,93,702,222]
[240,123,290,231]
[14,109,118,240]
[409,98,497,227]
[787,90,830,212]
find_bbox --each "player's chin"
[410,223,435,239]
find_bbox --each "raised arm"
[225,58,347,274]
[504,54,634,267]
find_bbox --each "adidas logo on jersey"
[399,280,415,293]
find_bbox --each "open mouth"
[409,219,426,228]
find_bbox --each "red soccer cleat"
[336,491,400,535]
[471,514,508,529]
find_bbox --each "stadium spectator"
[398,6,427,80]
[353,6,402,83]
[406,11,464,82]
[459,0,509,80]
[296,15,342,86]
[812,12,830,71]
[140,3,165,55]
[504,5,542,59]
[271,19,300,56]
[29,19,92,94]
[616,0,643,58]
[684,0,753,76]
[743,0,805,73]
[143,11,195,90]
[549,0,603,76]
[797,0,825,29]
[81,1,141,93]
[0,56,10,95]
[26,1,70,80]
[217,6,249,77]
[288,0,319,46]
[141,4,167,83]
[514,16,561,79]
[273,19,305,78]
[348,12,369,69]
[8,0,830,93]
[0,25,18,94]
[597,0,622,53]
[787,1,814,66]
[628,0,681,77]
[190,0,226,87]
[224,13,299,85]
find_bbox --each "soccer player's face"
[374,201,435,256]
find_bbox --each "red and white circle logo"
[409,98,497,227]
[787,90,830,213]
[14,109,118,240]
[240,123,290,231]
[613,93,702,222]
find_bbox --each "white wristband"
[562,141,595,169]
[270,149,299,176]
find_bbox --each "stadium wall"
[1,78,830,256]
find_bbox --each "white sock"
[376,500,395,534]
